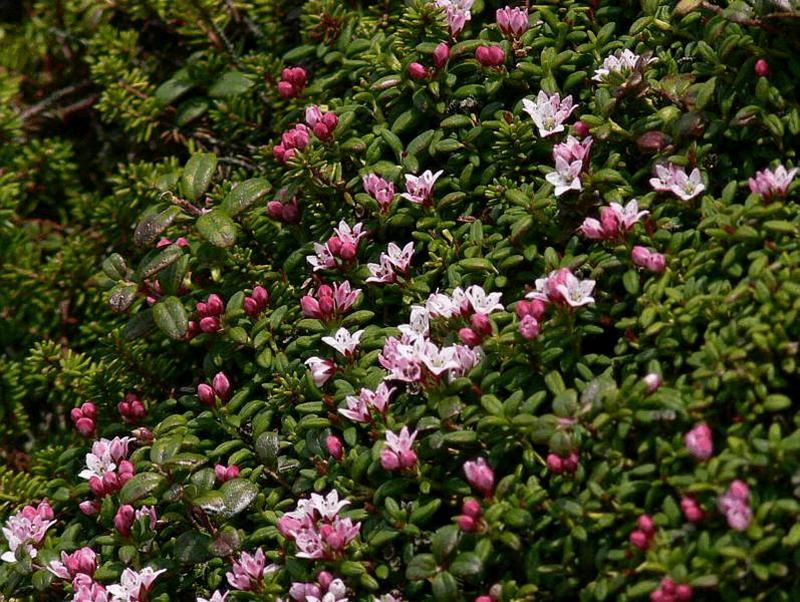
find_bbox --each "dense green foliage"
[2,0,800,600]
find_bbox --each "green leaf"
[222,178,271,216]
[108,283,138,313]
[431,524,459,563]
[174,531,212,564]
[196,209,236,248]
[155,70,194,106]
[152,296,189,340]
[150,436,183,464]
[432,571,459,601]
[208,71,253,98]
[102,253,129,280]
[405,553,437,580]
[138,244,184,278]
[220,478,259,517]
[119,473,165,503]
[192,491,227,513]
[134,206,182,246]
[450,552,483,577]
[181,153,217,200]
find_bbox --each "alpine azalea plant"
[3,0,800,601]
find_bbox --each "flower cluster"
[277,490,361,560]
[366,242,414,284]
[339,382,394,423]
[71,401,98,437]
[496,5,529,38]
[362,174,396,213]
[547,136,591,196]
[307,221,367,271]
[278,66,308,99]
[433,0,474,37]
[113,504,157,538]
[78,437,135,503]
[196,293,225,334]
[197,372,231,406]
[649,163,705,201]
[580,199,648,240]
[273,124,310,163]
[1,501,55,563]
[748,164,797,201]
[243,285,269,318]
[527,268,596,309]
[592,49,656,82]
[118,393,146,424]
[289,571,348,602]
[522,91,578,138]
[717,480,752,532]
[380,426,418,471]
[301,281,360,321]
[305,105,339,141]
[226,548,277,591]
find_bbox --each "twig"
[20,81,92,122]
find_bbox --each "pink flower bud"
[79,500,100,516]
[399,449,418,468]
[244,296,260,317]
[680,497,704,523]
[573,120,590,137]
[755,59,769,77]
[76,417,95,438]
[599,206,621,236]
[675,584,693,601]
[70,408,83,423]
[475,597,493,602]
[89,476,106,497]
[643,373,662,393]
[645,252,666,273]
[729,479,749,501]
[277,81,295,98]
[282,201,299,223]
[408,62,428,80]
[458,514,477,532]
[661,579,676,595]
[631,246,653,269]
[476,45,505,67]
[339,242,357,260]
[207,294,224,315]
[463,458,495,496]
[470,312,492,335]
[102,471,119,492]
[327,236,342,255]
[546,453,564,474]
[267,200,283,219]
[433,43,450,69]
[81,402,97,420]
[326,435,344,460]
[684,423,713,460]
[318,295,335,317]
[273,145,286,162]
[638,514,655,534]
[212,372,231,401]
[629,529,650,550]
[313,122,332,140]
[197,383,215,406]
[563,451,579,473]
[462,499,482,519]
[114,504,135,537]
[215,464,228,482]
[459,327,482,346]
[380,448,400,471]
[199,316,220,333]
[317,571,334,589]
[252,285,268,307]
[519,315,540,340]
[118,460,135,479]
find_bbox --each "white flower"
[555,272,596,307]
[400,170,443,205]
[546,156,583,196]
[309,490,350,520]
[333,221,366,246]
[464,285,503,314]
[385,242,414,271]
[307,242,336,272]
[107,567,165,602]
[322,328,364,356]
[425,292,458,318]
[593,49,656,82]
[610,199,648,229]
[366,255,397,284]
[521,90,577,138]
[398,306,429,340]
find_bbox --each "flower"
[301,281,361,321]
[519,314,540,340]
[684,423,713,460]
[215,464,239,483]
[78,437,133,482]
[433,43,450,68]
[305,357,336,387]
[553,135,593,164]
[400,170,443,205]
[649,163,705,201]
[322,327,364,357]
[496,5,529,37]
[114,504,157,538]
[278,66,307,99]
[362,174,396,212]
[107,567,166,602]
[552,270,596,307]
[197,591,228,602]
[73,574,109,602]
[307,242,337,272]
[48,547,97,580]
[581,199,647,240]
[278,490,360,559]
[748,164,797,200]
[340,383,395,423]
[226,549,278,591]
[463,457,494,496]
[408,62,428,80]
[680,497,704,523]
[434,0,474,37]
[464,285,503,314]
[475,45,505,67]
[631,246,666,273]
[380,427,418,470]
[592,49,655,82]
[1,501,55,563]
[522,91,577,138]
[546,156,583,196]
[717,479,753,531]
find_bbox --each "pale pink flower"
[366,255,397,284]
[398,306,430,341]
[434,0,474,37]
[307,242,337,272]
[631,246,666,273]
[380,427,418,470]
[79,437,133,481]
[1,501,56,563]
[385,242,414,272]
[553,135,593,164]
[73,574,109,602]
[340,383,395,423]
[448,344,481,379]
[305,357,336,387]
[48,547,97,580]
[496,5,529,36]
[333,221,367,247]
[519,314,540,340]
[425,292,459,318]
[718,480,752,532]
[748,164,797,200]
[521,91,577,138]
[685,423,713,460]
[464,285,503,314]
[649,163,705,201]
[554,271,596,307]
[463,457,495,496]
[322,328,364,356]
[400,170,443,205]
[592,49,656,82]
[278,491,360,560]
[107,566,166,601]
[197,591,228,602]
[363,174,396,212]
[546,156,583,196]
[226,549,279,591]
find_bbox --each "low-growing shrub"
[2,0,800,600]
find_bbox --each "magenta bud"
[519,315,540,340]
[675,584,693,601]
[244,296,259,317]
[207,294,224,315]
[629,530,650,550]
[546,453,563,474]
[459,327,482,347]
[326,435,344,460]
[408,62,428,80]
[281,201,299,223]
[327,236,342,255]
[252,285,268,307]
[563,452,579,473]
[317,571,334,589]
[215,464,228,482]
[339,242,357,260]
[196,301,208,316]
[573,121,590,137]
[267,200,283,219]
[457,514,477,532]
[212,372,231,401]
[70,408,83,423]
[79,500,100,516]
[81,402,97,420]
[199,316,220,333]
[462,499,482,519]
[197,383,215,406]
[433,43,450,69]
[638,514,655,534]
[76,417,95,438]
[89,476,106,497]
[755,58,769,77]
[318,295,335,317]
[313,122,332,140]
[102,471,119,492]
[475,597,493,602]
[114,504,135,537]
[470,312,492,335]
[661,579,676,595]
[226,465,240,480]
[476,45,505,67]
[277,81,295,98]
[318,284,333,298]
